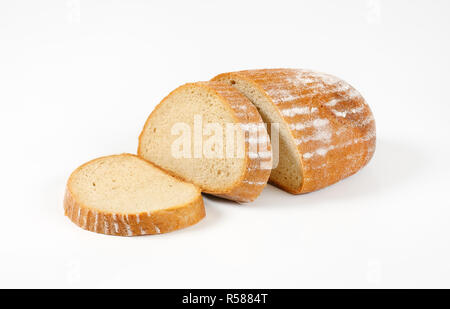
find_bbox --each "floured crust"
[64,154,206,236]
[205,82,272,202]
[212,69,376,194]
[138,82,272,203]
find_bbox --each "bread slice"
[138,81,272,203]
[212,69,376,194]
[64,154,205,236]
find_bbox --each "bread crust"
[138,82,272,203]
[212,69,376,194]
[64,154,206,236]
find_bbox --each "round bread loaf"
[64,154,205,236]
[212,69,376,194]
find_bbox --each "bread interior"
[69,155,199,213]
[139,84,246,193]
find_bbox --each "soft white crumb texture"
[69,155,199,213]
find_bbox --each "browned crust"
[64,154,206,236]
[138,82,272,203]
[205,82,272,202]
[212,69,376,194]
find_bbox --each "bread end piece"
[213,69,376,194]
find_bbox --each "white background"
[1,0,449,288]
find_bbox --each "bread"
[212,69,376,194]
[138,81,272,203]
[64,154,205,236]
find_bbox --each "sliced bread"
[138,81,272,203]
[64,154,205,236]
[212,69,376,194]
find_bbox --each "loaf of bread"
[212,69,376,194]
[64,154,205,236]
[138,81,272,202]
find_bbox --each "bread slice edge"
[138,82,273,203]
[64,154,205,236]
